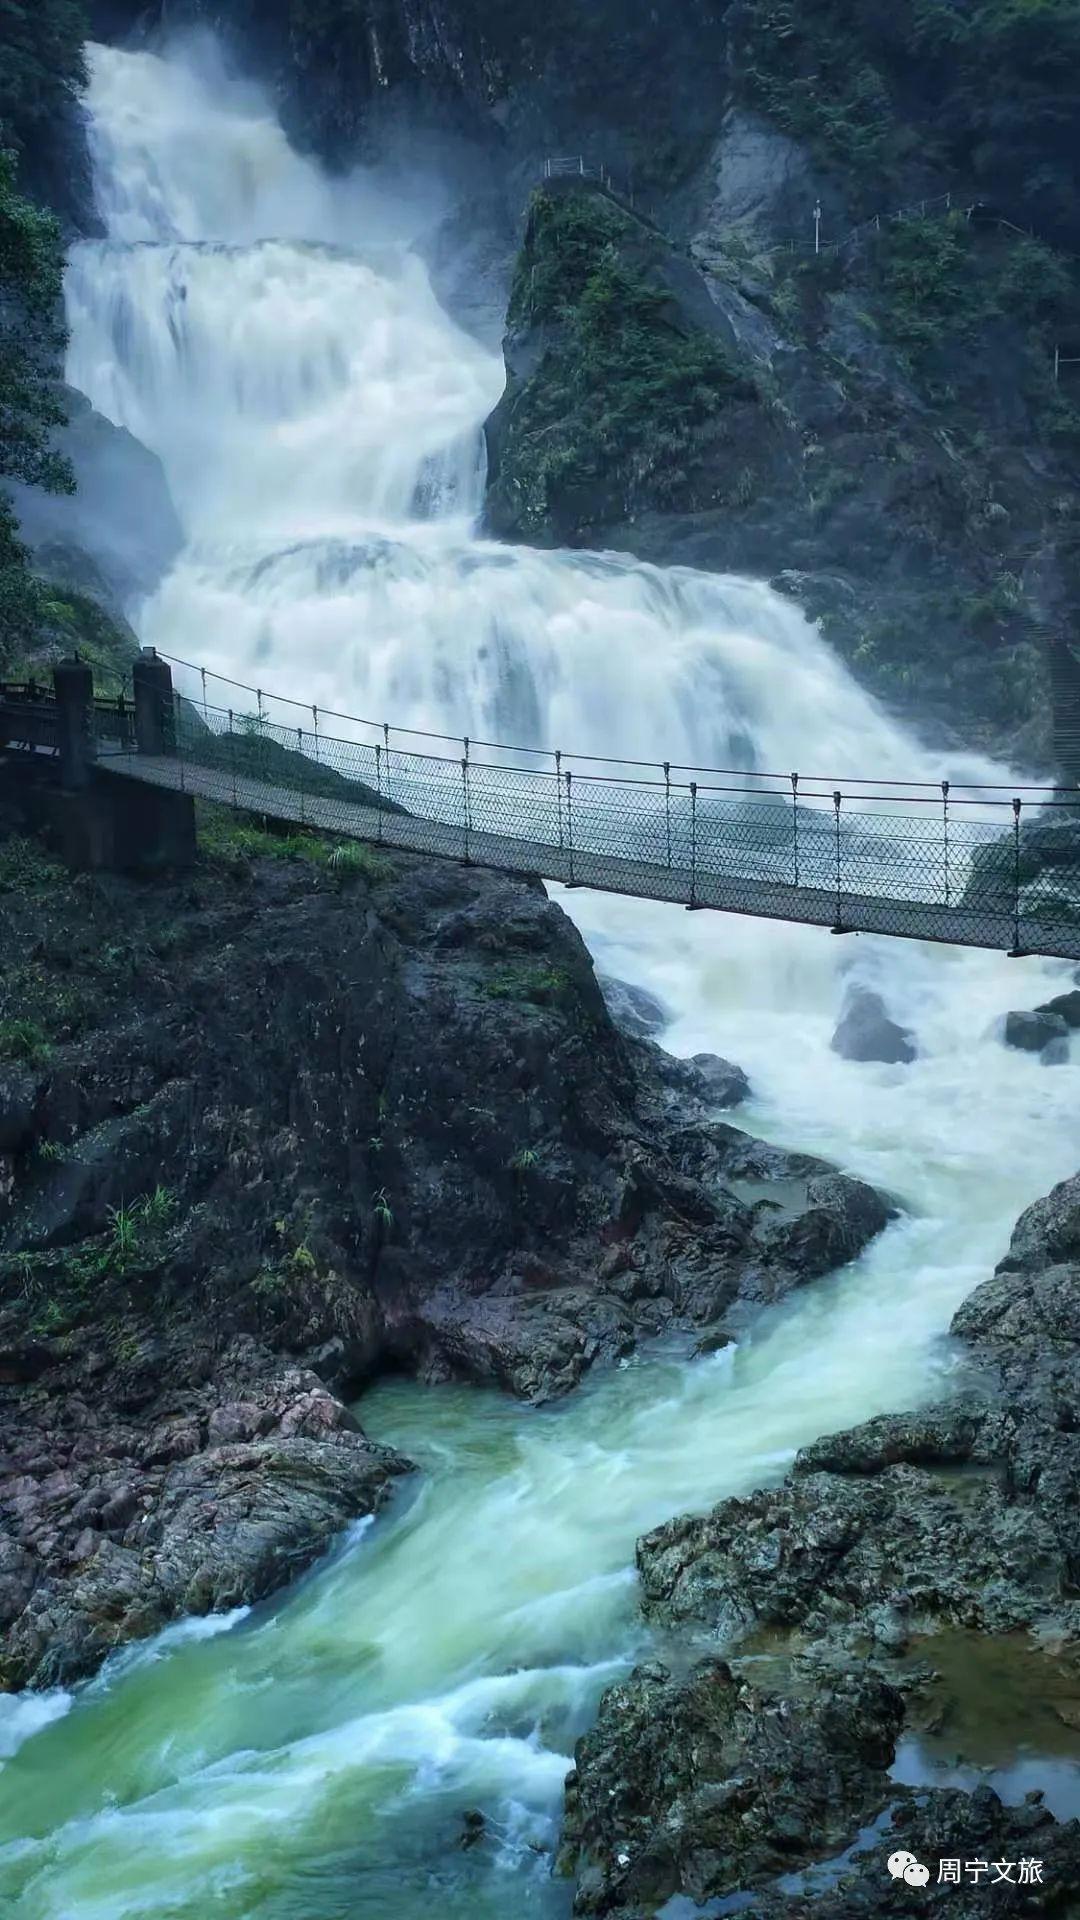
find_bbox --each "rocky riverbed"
[559,1169,1080,1913]
[0,814,889,1691]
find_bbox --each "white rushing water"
[2,33,1078,1918]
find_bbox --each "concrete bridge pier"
[133,648,176,756]
[53,655,97,791]
[0,650,194,873]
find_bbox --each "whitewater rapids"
[0,34,1076,1918]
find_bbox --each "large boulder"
[0,1363,408,1691]
[992,1170,1080,1277]
[560,1657,903,1915]
[1001,1007,1070,1055]
[1036,987,1080,1028]
[830,986,917,1064]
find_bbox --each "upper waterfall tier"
[68,40,502,536]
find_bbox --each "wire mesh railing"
[11,654,1080,959]
[81,652,1078,960]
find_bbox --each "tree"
[0,0,88,159]
[0,145,74,664]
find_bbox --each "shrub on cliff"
[0,0,87,159]
[489,189,757,539]
[733,0,1080,240]
[0,147,76,668]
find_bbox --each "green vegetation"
[0,1015,51,1065]
[0,3,101,674]
[0,833,66,893]
[871,216,1080,364]
[0,0,88,160]
[483,961,572,1006]
[0,144,76,669]
[194,802,392,880]
[495,189,755,535]
[734,0,1080,226]
[1,1185,178,1335]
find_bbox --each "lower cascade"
[2,30,1079,1920]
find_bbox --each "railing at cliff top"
[85,649,1080,961]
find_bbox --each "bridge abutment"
[53,656,97,792]
[1,651,194,874]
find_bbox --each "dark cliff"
[0,809,888,1686]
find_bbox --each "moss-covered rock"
[484,182,774,543]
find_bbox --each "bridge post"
[52,656,96,792]
[1008,795,1027,957]
[461,738,472,865]
[687,781,700,909]
[830,789,851,935]
[133,648,175,756]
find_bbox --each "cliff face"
[88,0,727,180]
[484,172,1080,762]
[0,809,889,1687]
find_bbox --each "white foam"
[0,1689,73,1765]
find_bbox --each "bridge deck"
[102,751,1074,958]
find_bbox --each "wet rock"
[142,1417,201,1466]
[795,1406,987,1476]
[749,1171,893,1289]
[0,1381,409,1691]
[994,1170,1080,1276]
[206,1402,274,1447]
[696,106,826,244]
[1035,988,1080,1029]
[1001,1008,1070,1054]
[830,987,917,1065]
[593,1163,1080,1918]
[743,1787,1080,1917]
[598,975,668,1039]
[559,1657,903,1914]
[686,1052,751,1107]
[637,1047,751,1112]
[8,388,183,610]
[637,1461,1065,1646]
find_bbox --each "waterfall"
[1,30,1074,1920]
[65,38,1005,787]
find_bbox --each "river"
[0,31,1077,1918]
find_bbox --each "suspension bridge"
[3,651,1080,960]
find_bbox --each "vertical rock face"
[483,181,783,545]
[0,832,891,1688]
[88,0,729,177]
[8,388,183,614]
